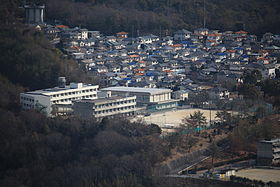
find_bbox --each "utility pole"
[131,25,134,38]
[210,107,211,126]
[159,25,162,38]
[203,0,206,28]
[209,103,212,126]
[167,0,171,31]
[243,23,246,31]
[137,19,140,37]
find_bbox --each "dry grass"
[161,129,228,164]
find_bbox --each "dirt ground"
[140,108,220,127]
[235,168,280,183]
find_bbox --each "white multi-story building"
[24,5,45,24]
[101,87,172,104]
[101,87,178,112]
[78,29,88,40]
[73,95,137,119]
[20,82,99,116]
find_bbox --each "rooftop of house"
[174,29,192,34]
[50,23,280,91]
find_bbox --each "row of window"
[273,155,280,159]
[53,95,96,104]
[156,103,176,110]
[272,143,280,147]
[21,97,34,102]
[95,106,135,114]
[95,112,135,119]
[22,103,33,108]
[95,100,136,108]
[52,89,97,98]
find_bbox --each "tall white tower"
[24,5,45,24]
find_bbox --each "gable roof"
[174,29,192,34]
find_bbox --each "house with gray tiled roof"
[174,29,192,41]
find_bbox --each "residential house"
[174,29,192,41]
[116,31,128,39]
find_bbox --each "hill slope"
[2,0,280,35]
[44,0,280,35]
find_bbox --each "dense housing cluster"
[20,24,280,118]
[44,25,280,108]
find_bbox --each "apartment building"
[257,138,280,165]
[73,95,136,119]
[20,82,99,116]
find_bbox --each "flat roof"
[101,86,172,95]
[23,84,99,95]
[260,138,280,143]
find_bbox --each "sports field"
[235,168,280,183]
[140,108,219,128]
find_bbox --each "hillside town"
[21,22,279,118]
[45,25,279,91]
[15,3,280,185]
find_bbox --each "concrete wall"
[73,102,94,118]
[20,93,51,115]
[257,142,273,159]
[154,149,208,175]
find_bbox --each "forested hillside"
[0,108,169,186]
[0,14,167,186]
[0,1,169,185]
[1,25,99,90]
[8,0,279,35]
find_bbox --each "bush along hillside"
[0,109,169,187]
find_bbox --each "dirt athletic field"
[140,108,220,127]
[235,168,280,183]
